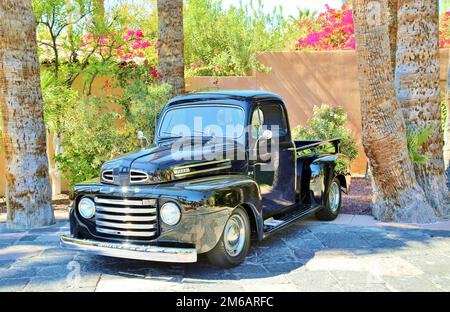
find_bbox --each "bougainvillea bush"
[296,4,354,51]
[440,11,450,48]
[296,5,449,51]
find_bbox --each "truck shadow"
[76,220,450,282]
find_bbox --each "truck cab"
[61,91,351,268]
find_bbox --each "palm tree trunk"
[445,56,450,189]
[395,0,449,216]
[0,0,54,229]
[388,0,397,76]
[157,0,185,96]
[352,0,436,223]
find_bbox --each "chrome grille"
[94,197,158,239]
[101,170,114,183]
[130,170,149,184]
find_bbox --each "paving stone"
[263,261,307,274]
[96,275,182,292]
[287,270,342,292]
[313,232,371,249]
[0,277,30,292]
[23,276,76,292]
[0,259,15,269]
[0,266,39,279]
[384,275,444,292]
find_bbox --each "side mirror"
[137,130,149,148]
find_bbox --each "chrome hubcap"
[329,182,341,213]
[224,214,246,257]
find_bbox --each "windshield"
[158,105,245,139]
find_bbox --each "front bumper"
[60,235,197,263]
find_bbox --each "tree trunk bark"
[387,0,397,76]
[445,55,450,190]
[395,0,449,216]
[352,0,436,223]
[157,0,185,97]
[0,0,54,229]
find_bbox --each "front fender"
[162,175,263,253]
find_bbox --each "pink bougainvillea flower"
[127,30,135,37]
[141,41,151,48]
[135,29,144,38]
[151,68,159,79]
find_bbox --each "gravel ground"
[342,177,372,216]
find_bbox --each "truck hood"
[100,139,245,186]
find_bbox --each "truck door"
[250,102,297,218]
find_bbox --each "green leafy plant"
[55,83,171,187]
[292,104,359,174]
[184,0,287,76]
[406,124,437,164]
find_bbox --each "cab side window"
[250,107,264,139]
[257,103,288,138]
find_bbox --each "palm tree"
[395,0,449,216]
[157,0,185,96]
[387,0,397,75]
[352,0,436,223]
[0,0,54,229]
[445,56,450,189]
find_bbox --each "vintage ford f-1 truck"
[61,91,350,268]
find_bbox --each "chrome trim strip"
[174,164,232,178]
[96,205,156,214]
[60,235,197,263]
[94,197,153,206]
[96,213,157,222]
[174,159,231,169]
[96,227,156,237]
[96,220,157,230]
[129,170,150,184]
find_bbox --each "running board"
[263,204,321,237]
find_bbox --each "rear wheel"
[206,207,251,268]
[315,177,342,221]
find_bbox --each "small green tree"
[292,104,358,173]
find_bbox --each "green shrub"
[292,104,358,174]
[184,0,287,76]
[55,84,171,187]
[55,97,123,186]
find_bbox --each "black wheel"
[206,207,251,268]
[315,177,342,221]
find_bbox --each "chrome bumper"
[60,235,197,263]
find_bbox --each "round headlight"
[160,202,181,226]
[78,197,96,219]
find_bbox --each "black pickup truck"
[61,91,350,268]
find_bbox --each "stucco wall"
[0,49,449,196]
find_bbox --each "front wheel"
[206,207,251,268]
[315,177,342,221]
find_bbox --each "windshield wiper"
[159,131,182,140]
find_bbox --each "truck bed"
[293,138,341,154]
